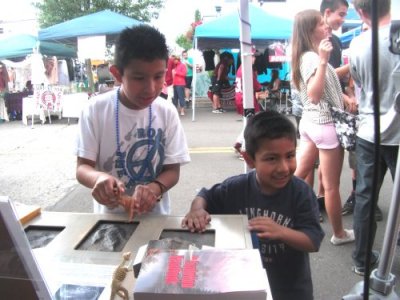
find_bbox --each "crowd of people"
[72,0,399,298]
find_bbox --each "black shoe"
[375,206,383,222]
[352,250,380,276]
[342,192,355,215]
[317,196,325,211]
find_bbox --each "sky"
[0,0,322,46]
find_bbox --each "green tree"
[33,0,164,28]
[176,9,202,50]
[176,35,193,51]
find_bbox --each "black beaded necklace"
[115,87,153,184]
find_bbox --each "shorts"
[299,118,339,150]
[185,76,193,89]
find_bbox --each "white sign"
[78,35,106,60]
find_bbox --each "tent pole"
[239,0,253,173]
[192,38,198,122]
[85,59,95,94]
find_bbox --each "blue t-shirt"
[198,171,324,300]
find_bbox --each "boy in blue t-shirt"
[182,110,324,300]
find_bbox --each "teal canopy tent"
[194,4,293,50]
[38,10,142,45]
[191,4,293,121]
[343,6,362,31]
[340,26,362,48]
[0,34,76,60]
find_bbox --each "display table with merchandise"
[18,211,272,300]
[4,91,31,120]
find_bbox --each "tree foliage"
[33,0,164,28]
[175,35,193,51]
[176,9,202,50]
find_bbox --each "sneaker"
[352,250,380,276]
[342,192,355,215]
[218,108,225,113]
[375,206,383,222]
[330,229,355,245]
[212,109,222,114]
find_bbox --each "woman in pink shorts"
[290,9,354,246]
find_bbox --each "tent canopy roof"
[340,25,362,48]
[38,9,142,45]
[0,34,77,60]
[194,4,293,50]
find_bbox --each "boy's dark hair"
[114,24,169,74]
[320,0,349,13]
[352,0,390,18]
[244,111,297,159]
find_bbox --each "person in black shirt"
[182,111,324,300]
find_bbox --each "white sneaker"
[330,229,355,245]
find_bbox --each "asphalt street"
[0,101,399,299]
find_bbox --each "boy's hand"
[248,216,283,240]
[118,195,139,222]
[92,174,125,208]
[132,184,159,214]
[181,209,211,233]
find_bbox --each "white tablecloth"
[22,96,46,125]
[61,92,88,119]
[0,96,9,121]
[22,92,88,126]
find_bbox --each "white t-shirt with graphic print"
[74,89,191,214]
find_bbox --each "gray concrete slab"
[0,103,399,299]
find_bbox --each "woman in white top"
[290,9,354,246]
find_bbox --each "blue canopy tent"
[191,4,293,120]
[38,9,142,45]
[194,4,293,50]
[342,6,362,31]
[340,26,362,48]
[0,34,76,60]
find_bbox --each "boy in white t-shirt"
[74,25,191,219]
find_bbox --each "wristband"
[152,180,167,201]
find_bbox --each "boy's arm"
[335,64,350,80]
[147,163,180,197]
[133,163,180,214]
[181,196,211,233]
[76,157,125,208]
[248,217,317,252]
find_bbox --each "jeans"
[173,85,186,108]
[352,137,399,267]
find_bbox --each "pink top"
[172,62,187,86]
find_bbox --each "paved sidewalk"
[0,106,399,299]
